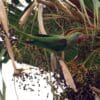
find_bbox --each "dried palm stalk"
[55,0,75,19]
[50,53,57,72]
[19,2,35,27]
[38,3,47,34]
[0,0,23,75]
[37,0,56,8]
[59,59,77,92]
[79,0,92,26]
[0,0,9,36]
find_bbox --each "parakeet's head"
[66,32,82,44]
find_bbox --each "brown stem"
[5,35,23,75]
[4,36,16,71]
[38,3,47,34]
[37,0,56,8]
[19,2,35,27]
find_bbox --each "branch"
[0,0,22,75]
[59,59,77,92]
[37,0,56,8]
[0,0,9,36]
[38,3,47,34]
[19,2,35,27]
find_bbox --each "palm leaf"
[59,59,77,92]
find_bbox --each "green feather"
[26,32,82,51]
